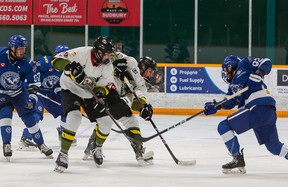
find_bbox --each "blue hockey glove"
[113,59,128,81]
[25,94,38,110]
[204,99,221,115]
[246,72,263,93]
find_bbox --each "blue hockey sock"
[1,126,12,143]
[23,128,33,140]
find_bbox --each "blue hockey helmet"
[54,44,69,55]
[8,35,27,48]
[221,55,241,83]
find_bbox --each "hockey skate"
[222,149,246,174]
[54,152,68,173]
[18,135,37,151]
[82,137,96,160]
[92,146,104,167]
[38,144,53,158]
[3,143,12,162]
[56,127,77,146]
[131,144,154,166]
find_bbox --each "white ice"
[0,114,288,187]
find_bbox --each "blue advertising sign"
[166,67,225,94]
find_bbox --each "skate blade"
[223,167,246,174]
[143,151,154,160]
[82,154,92,160]
[138,159,153,167]
[17,146,38,151]
[45,154,54,159]
[5,157,11,162]
[54,165,66,173]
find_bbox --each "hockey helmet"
[8,35,27,48]
[92,36,115,64]
[54,44,69,55]
[221,55,241,83]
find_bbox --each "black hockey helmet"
[138,56,157,76]
[139,56,157,70]
[92,36,115,64]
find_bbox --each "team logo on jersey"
[107,82,117,90]
[42,75,59,89]
[0,63,6,67]
[132,68,138,74]
[100,0,130,24]
[0,71,21,90]
[64,52,69,58]
[71,52,76,57]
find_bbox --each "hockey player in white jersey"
[82,39,154,167]
[53,36,153,173]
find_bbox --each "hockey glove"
[25,94,38,110]
[93,101,106,113]
[113,59,128,81]
[204,99,221,115]
[92,86,109,98]
[64,61,87,84]
[140,103,153,121]
[28,85,38,94]
[246,72,263,93]
[131,97,147,111]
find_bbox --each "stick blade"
[177,159,196,166]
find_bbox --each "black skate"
[92,146,104,167]
[56,127,77,146]
[38,144,53,158]
[18,135,37,151]
[222,149,246,174]
[83,137,96,160]
[3,143,12,162]
[54,152,68,173]
[131,144,154,166]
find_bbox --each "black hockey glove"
[28,85,38,94]
[140,103,153,121]
[113,59,128,81]
[64,61,87,84]
[93,100,106,113]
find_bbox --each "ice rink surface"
[0,114,287,187]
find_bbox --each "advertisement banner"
[88,0,140,26]
[166,67,226,94]
[0,0,32,25]
[33,0,86,26]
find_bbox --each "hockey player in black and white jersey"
[53,36,153,173]
[82,39,154,167]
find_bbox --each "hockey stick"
[123,77,196,166]
[134,86,249,143]
[36,92,62,106]
[36,92,94,120]
[81,83,147,157]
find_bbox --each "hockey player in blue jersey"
[18,44,76,150]
[0,35,53,160]
[204,55,288,174]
